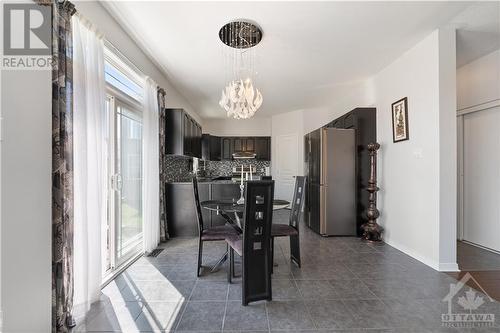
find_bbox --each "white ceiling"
[453,2,500,68]
[104,1,471,119]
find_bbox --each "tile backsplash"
[163,156,271,182]
[164,156,192,182]
[205,160,270,177]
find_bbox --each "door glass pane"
[116,105,143,261]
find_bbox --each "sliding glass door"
[104,94,143,277]
[115,102,143,263]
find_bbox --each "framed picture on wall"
[391,97,409,142]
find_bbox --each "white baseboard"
[383,237,458,272]
[439,262,460,272]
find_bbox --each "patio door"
[104,94,143,275]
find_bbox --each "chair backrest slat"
[192,176,204,234]
[289,176,306,230]
[242,180,274,305]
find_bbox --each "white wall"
[457,49,500,110]
[373,29,457,271]
[75,1,202,124]
[203,117,271,136]
[438,28,458,271]
[1,70,52,331]
[301,80,375,134]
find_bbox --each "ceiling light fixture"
[218,20,263,119]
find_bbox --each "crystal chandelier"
[218,20,263,119]
[219,78,263,119]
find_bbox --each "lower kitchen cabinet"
[165,182,241,236]
[165,183,210,237]
[210,183,241,226]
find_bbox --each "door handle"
[112,174,123,191]
[116,174,123,191]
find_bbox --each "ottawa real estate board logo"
[442,272,496,328]
[2,2,52,69]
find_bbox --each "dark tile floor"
[74,211,500,332]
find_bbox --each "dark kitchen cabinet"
[192,121,202,158]
[221,137,232,160]
[245,138,255,152]
[202,134,221,161]
[233,137,255,153]
[233,137,244,153]
[183,113,192,156]
[165,182,241,235]
[255,137,271,160]
[165,108,202,158]
[165,182,210,237]
[220,136,271,161]
[210,183,241,226]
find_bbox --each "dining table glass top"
[201,199,290,213]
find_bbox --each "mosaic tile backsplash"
[205,160,270,177]
[164,156,271,182]
[164,156,192,182]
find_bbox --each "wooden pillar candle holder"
[361,142,383,242]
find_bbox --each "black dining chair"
[271,176,306,268]
[193,176,239,277]
[225,180,274,305]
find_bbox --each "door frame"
[274,133,299,202]
[457,99,500,241]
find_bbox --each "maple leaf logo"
[458,288,484,311]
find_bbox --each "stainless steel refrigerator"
[304,128,356,236]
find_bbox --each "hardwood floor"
[447,271,500,302]
[447,241,500,302]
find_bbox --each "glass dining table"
[201,199,290,233]
[200,198,290,271]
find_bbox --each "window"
[105,62,142,102]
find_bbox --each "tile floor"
[74,211,500,332]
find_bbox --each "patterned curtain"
[38,0,77,331]
[158,88,169,241]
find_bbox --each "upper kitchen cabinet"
[202,134,221,161]
[220,136,271,160]
[221,137,232,160]
[255,137,271,160]
[165,108,202,158]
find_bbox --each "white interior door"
[274,134,299,202]
[463,106,500,252]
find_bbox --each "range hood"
[232,152,257,159]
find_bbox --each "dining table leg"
[210,211,241,272]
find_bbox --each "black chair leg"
[290,234,301,268]
[228,248,234,283]
[270,237,274,274]
[197,239,203,277]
